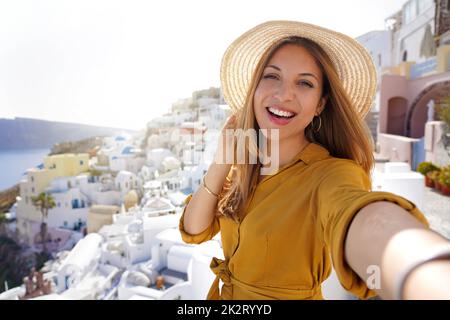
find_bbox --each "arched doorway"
[387,97,408,135]
[406,81,450,138]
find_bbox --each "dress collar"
[291,142,330,166]
[258,142,330,179]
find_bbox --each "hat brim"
[220,20,377,118]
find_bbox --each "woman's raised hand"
[214,114,237,165]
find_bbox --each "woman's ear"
[316,96,328,116]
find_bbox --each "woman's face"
[253,44,326,141]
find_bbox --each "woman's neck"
[278,137,310,168]
[261,134,310,171]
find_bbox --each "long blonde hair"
[217,36,375,222]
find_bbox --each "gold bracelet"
[202,175,220,198]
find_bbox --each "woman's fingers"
[223,114,237,130]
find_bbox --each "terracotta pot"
[441,185,450,196]
[425,175,434,188]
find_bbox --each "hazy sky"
[0,0,407,130]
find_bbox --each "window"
[31,176,34,182]
[403,0,417,24]
[417,0,433,14]
[58,202,61,208]
[31,187,35,193]
[80,160,84,165]
[378,54,382,67]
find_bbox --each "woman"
[179,21,450,300]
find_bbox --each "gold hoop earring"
[313,115,322,132]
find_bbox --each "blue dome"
[121,146,134,155]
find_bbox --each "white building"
[103,134,133,150]
[147,112,192,130]
[387,0,436,65]
[117,229,222,300]
[98,192,180,270]
[138,165,158,185]
[95,139,146,174]
[57,233,103,292]
[198,103,231,130]
[180,163,208,193]
[146,148,175,171]
[156,169,183,193]
[110,146,145,174]
[356,30,392,79]
[115,170,139,196]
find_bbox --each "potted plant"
[417,162,440,187]
[438,166,450,196]
[436,103,450,156]
[426,170,441,189]
[437,104,450,130]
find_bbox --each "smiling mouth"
[266,107,297,119]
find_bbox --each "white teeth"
[268,107,295,118]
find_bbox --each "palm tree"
[31,193,56,253]
[0,212,7,236]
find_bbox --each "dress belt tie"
[207,257,232,300]
[206,256,324,300]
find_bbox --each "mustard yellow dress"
[178,142,429,300]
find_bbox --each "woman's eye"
[262,75,313,88]
[298,80,314,88]
[263,74,278,80]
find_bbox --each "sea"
[0,148,50,191]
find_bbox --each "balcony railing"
[382,45,450,80]
[410,56,437,79]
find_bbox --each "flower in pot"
[437,167,450,196]
[417,162,440,187]
[426,170,441,189]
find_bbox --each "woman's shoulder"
[304,143,361,169]
[303,151,368,185]
[308,148,362,172]
[317,157,361,170]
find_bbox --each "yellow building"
[19,153,89,209]
[16,153,90,243]
[43,153,89,177]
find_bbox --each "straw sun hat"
[220,20,377,119]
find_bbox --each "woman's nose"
[273,81,294,102]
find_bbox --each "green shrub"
[438,166,450,187]
[417,162,440,175]
[427,170,441,181]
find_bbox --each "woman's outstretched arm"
[345,201,450,299]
